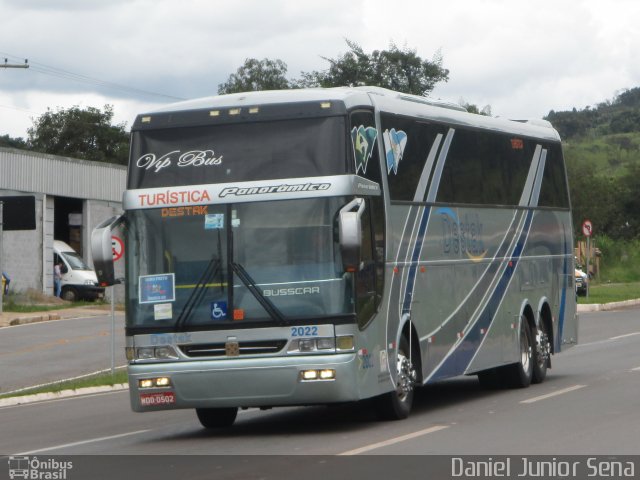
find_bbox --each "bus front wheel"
[375,335,416,420]
[196,407,238,429]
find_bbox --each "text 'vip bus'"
[92,86,578,428]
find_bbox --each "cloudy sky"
[1,0,639,139]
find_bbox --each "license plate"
[140,391,176,406]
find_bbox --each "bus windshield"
[125,197,354,332]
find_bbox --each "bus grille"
[179,340,288,357]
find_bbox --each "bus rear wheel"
[532,321,550,384]
[504,318,534,388]
[375,335,416,420]
[196,407,238,429]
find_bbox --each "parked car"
[575,267,588,296]
[54,240,105,301]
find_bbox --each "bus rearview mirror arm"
[338,198,365,273]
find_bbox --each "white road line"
[520,384,586,404]
[632,367,640,372]
[15,429,151,455]
[338,425,449,455]
[608,332,640,341]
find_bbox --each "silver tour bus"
[92,86,578,428]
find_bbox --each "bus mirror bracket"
[91,215,123,287]
[339,198,365,272]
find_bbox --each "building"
[0,146,126,300]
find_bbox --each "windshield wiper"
[175,256,221,330]
[230,261,287,325]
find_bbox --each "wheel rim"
[396,351,416,402]
[520,326,531,373]
[536,328,550,368]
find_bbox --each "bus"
[92,86,578,428]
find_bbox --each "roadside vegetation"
[0,369,128,400]
[1,288,113,312]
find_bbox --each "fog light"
[301,370,318,380]
[319,369,335,380]
[155,377,171,387]
[139,379,154,388]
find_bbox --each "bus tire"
[375,335,415,421]
[196,407,238,429]
[504,318,534,388]
[532,321,550,384]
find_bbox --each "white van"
[54,240,105,301]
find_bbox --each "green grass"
[578,282,640,304]
[0,369,128,399]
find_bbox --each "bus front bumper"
[128,353,360,411]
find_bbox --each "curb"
[577,298,640,312]
[8,313,61,326]
[0,384,128,408]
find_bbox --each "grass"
[0,369,128,399]
[1,288,117,312]
[577,282,640,304]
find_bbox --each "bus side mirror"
[339,198,365,273]
[91,215,122,287]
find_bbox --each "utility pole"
[1,58,29,69]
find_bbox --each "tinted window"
[437,129,533,206]
[129,116,347,189]
[381,114,449,201]
[538,143,570,208]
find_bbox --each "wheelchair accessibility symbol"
[210,301,227,321]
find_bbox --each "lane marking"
[520,384,586,404]
[608,332,640,341]
[338,425,449,455]
[576,331,640,348]
[15,429,151,455]
[632,366,640,372]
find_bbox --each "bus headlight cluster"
[127,346,179,361]
[288,337,334,353]
[287,335,355,354]
[300,369,336,381]
[138,377,172,388]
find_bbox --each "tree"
[295,40,449,96]
[218,58,291,94]
[27,105,129,165]
[0,134,27,149]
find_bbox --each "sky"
[1,0,639,139]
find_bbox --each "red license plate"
[140,391,176,406]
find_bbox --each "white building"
[0,146,126,300]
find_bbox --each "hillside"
[545,87,640,240]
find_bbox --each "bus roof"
[137,86,561,142]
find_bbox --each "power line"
[0,51,185,101]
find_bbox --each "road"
[1,308,639,478]
[0,313,126,393]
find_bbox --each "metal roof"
[0,147,126,202]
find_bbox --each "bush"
[595,235,640,283]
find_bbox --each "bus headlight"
[288,337,336,354]
[133,346,179,361]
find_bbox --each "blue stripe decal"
[556,232,568,352]
[402,207,431,314]
[428,210,534,382]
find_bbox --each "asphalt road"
[1,308,639,478]
[0,313,126,393]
